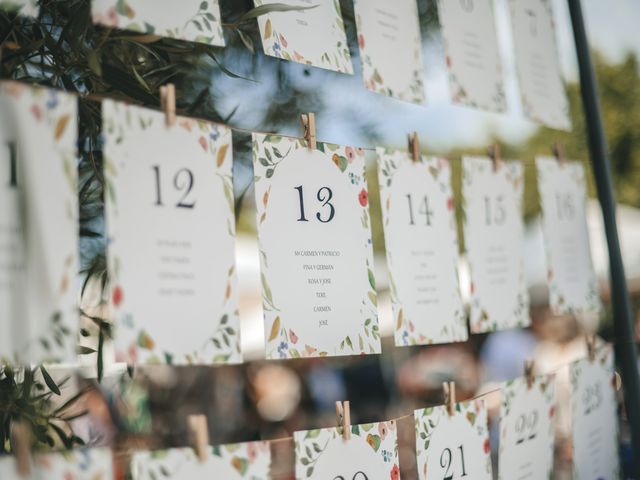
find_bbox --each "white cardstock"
[570,345,619,480]
[0,447,113,479]
[103,100,241,365]
[0,81,79,365]
[462,157,529,333]
[0,0,37,16]
[295,421,400,480]
[498,375,556,480]
[252,134,379,359]
[436,0,505,112]
[255,0,353,74]
[377,149,467,346]
[92,0,225,46]
[354,0,425,104]
[132,441,271,480]
[415,400,492,480]
[536,157,600,314]
[509,0,571,130]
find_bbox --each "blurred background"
[5,0,640,478]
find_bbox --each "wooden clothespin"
[586,334,597,362]
[187,414,209,463]
[487,143,502,171]
[442,381,456,416]
[300,113,317,150]
[335,400,351,440]
[552,142,566,166]
[524,360,535,389]
[11,421,31,477]
[407,132,420,162]
[159,83,176,127]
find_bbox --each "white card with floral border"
[254,0,353,74]
[570,345,620,480]
[131,441,271,480]
[415,400,492,480]
[0,0,37,16]
[508,0,571,130]
[498,374,556,480]
[103,100,241,365]
[462,157,529,333]
[0,447,113,479]
[354,0,425,104]
[295,421,400,480]
[377,149,467,346]
[0,82,79,365]
[436,0,505,112]
[92,0,225,47]
[253,134,379,359]
[536,157,600,315]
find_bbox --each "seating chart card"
[536,157,600,314]
[436,0,505,112]
[92,0,225,47]
[132,441,271,480]
[462,157,529,333]
[254,0,353,74]
[0,447,113,479]
[103,100,241,365]
[295,421,399,479]
[252,134,379,359]
[354,0,425,104]
[415,400,492,480]
[498,375,556,480]
[0,82,79,365]
[0,0,37,16]
[508,0,571,130]
[570,345,619,480]
[377,148,467,346]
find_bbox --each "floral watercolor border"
[0,0,38,16]
[0,447,114,479]
[536,157,600,315]
[415,400,492,480]
[294,421,399,479]
[436,0,506,112]
[376,148,467,346]
[255,0,353,74]
[462,157,530,333]
[132,441,271,480]
[252,133,379,359]
[92,0,225,47]
[354,0,425,104]
[103,100,241,365]
[0,81,79,364]
[498,375,556,480]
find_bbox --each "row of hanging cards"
[0,80,599,366]
[87,0,571,129]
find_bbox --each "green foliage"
[0,366,86,453]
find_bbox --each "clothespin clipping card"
[300,113,317,150]
[335,400,351,440]
[407,132,420,162]
[11,421,31,477]
[586,334,597,362]
[187,414,209,463]
[159,83,176,127]
[524,359,535,389]
[552,142,566,166]
[442,381,456,416]
[488,142,502,172]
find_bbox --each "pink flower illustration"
[358,188,368,207]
